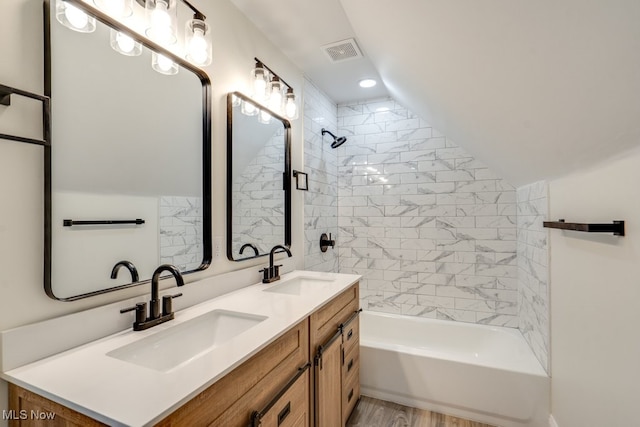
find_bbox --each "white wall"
[0,0,304,419]
[549,150,640,426]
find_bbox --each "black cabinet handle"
[347,328,353,340]
[347,359,354,372]
[277,402,291,426]
[348,388,354,402]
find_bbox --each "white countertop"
[1,270,360,426]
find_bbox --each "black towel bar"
[0,83,50,146]
[63,219,145,227]
[543,219,625,236]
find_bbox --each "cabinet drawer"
[342,343,359,388]
[252,364,309,427]
[341,311,360,357]
[310,284,358,350]
[342,365,360,426]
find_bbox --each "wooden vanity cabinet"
[157,318,309,427]
[7,282,360,427]
[8,384,107,427]
[310,283,360,427]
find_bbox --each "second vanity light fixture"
[55,0,212,75]
[247,58,299,121]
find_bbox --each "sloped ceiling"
[231,0,640,186]
[339,0,640,186]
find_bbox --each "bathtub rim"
[360,310,548,378]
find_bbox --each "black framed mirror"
[226,92,291,261]
[44,0,212,300]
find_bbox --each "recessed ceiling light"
[359,78,377,88]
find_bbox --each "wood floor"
[346,396,496,427]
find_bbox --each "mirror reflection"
[227,92,291,261]
[46,0,211,300]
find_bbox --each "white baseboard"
[549,415,559,427]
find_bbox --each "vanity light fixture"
[251,61,268,101]
[247,58,299,121]
[359,78,377,88]
[241,98,258,116]
[267,76,283,112]
[258,109,272,125]
[152,52,179,75]
[94,0,133,18]
[110,30,142,56]
[144,0,177,44]
[185,14,212,66]
[58,0,212,76]
[55,0,96,33]
[284,88,298,120]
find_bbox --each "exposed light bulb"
[252,66,267,101]
[116,32,135,53]
[64,2,89,29]
[187,28,208,65]
[146,0,176,44]
[152,52,178,75]
[259,109,272,124]
[156,54,173,71]
[56,0,96,32]
[110,29,142,56]
[285,97,297,119]
[268,78,283,113]
[95,0,130,17]
[111,0,126,16]
[284,88,298,120]
[241,100,258,116]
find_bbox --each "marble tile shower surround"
[516,181,550,372]
[231,128,286,257]
[303,78,339,272]
[335,98,519,327]
[159,196,203,271]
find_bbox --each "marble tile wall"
[159,196,203,271]
[230,128,286,257]
[516,181,550,372]
[335,98,519,327]
[303,78,339,272]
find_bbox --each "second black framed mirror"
[227,92,291,261]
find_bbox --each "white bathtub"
[360,311,549,427]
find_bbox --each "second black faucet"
[260,245,292,283]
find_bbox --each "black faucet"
[239,243,260,257]
[110,260,139,282]
[120,264,184,331]
[260,245,292,283]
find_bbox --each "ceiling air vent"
[321,38,363,63]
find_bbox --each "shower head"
[321,128,348,149]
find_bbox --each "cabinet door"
[314,332,342,427]
[252,364,310,427]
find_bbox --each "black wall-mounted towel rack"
[0,84,50,146]
[543,219,625,236]
[63,219,146,227]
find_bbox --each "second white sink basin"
[263,276,335,296]
[107,309,267,372]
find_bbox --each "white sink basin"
[263,276,335,296]
[107,309,267,372]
